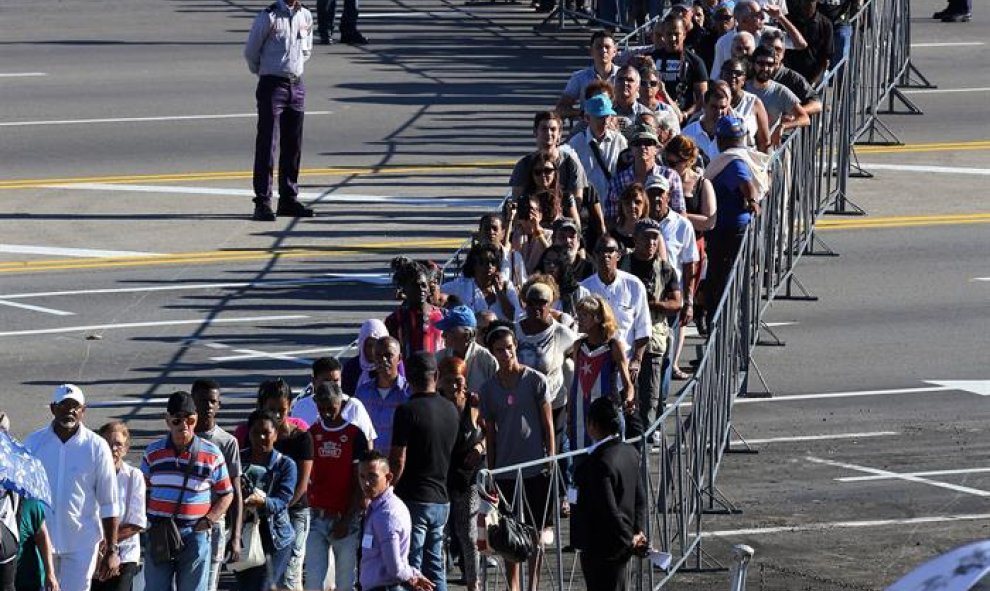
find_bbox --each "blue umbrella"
[0,431,52,509]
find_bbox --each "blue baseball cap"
[434,305,477,331]
[715,115,748,139]
[585,93,618,118]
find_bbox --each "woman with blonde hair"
[608,183,650,251]
[568,296,635,450]
[94,421,146,591]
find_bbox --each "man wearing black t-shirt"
[649,15,709,121]
[784,0,833,85]
[390,352,459,591]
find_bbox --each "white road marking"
[42,182,504,208]
[734,380,990,404]
[0,244,162,258]
[0,299,74,316]
[209,345,345,363]
[975,277,990,282]
[911,42,984,48]
[0,275,388,300]
[902,87,990,95]
[187,339,314,365]
[0,314,309,337]
[838,467,990,482]
[859,163,990,176]
[699,513,990,538]
[730,431,898,445]
[806,456,990,498]
[0,111,331,128]
[0,72,47,78]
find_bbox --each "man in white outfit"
[24,384,120,591]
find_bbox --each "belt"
[263,73,302,84]
[311,508,344,520]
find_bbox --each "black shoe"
[276,199,314,217]
[932,8,949,18]
[340,32,369,44]
[940,12,971,21]
[252,203,276,221]
[319,35,332,45]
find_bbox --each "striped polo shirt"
[141,435,232,526]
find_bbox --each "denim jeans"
[278,507,310,590]
[407,501,450,591]
[206,520,227,591]
[832,23,852,68]
[143,528,211,591]
[303,512,360,591]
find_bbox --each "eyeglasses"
[665,156,685,166]
[617,76,637,83]
[722,69,746,78]
[715,13,733,20]
[535,167,556,176]
[169,416,195,427]
[641,80,660,87]
[596,247,621,256]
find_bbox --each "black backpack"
[0,491,19,565]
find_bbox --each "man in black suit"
[573,398,648,591]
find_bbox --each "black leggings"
[0,560,15,591]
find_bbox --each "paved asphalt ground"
[1,0,987,589]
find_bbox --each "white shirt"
[290,384,378,443]
[24,424,119,554]
[659,208,700,284]
[683,120,719,162]
[580,270,652,358]
[568,128,628,209]
[440,276,521,322]
[114,463,147,564]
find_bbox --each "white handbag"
[227,511,266,573]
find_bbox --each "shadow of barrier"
[474,0,925,588]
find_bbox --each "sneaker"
[319,35,332,45]
[340,32,369,44]
[940,12,971,21]
[932,8,949,18]
[276,199,314,217]
[252,203,276,221]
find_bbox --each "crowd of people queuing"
[0,2,851,591]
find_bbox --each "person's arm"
[484,421,498,471]
[684,177,717,232]
[629,337,648,385]
[34,521,60,591]
[753,97,772,152]
[389,446,408,485]
[290,458,313,507]
[611,340,636,410]
[375,513,425,586]
[766,7,807,50]
[259,457,297,516]
[802,98,823,117]
[782,100,810,131]
[243,11,268,73]
[556,72,583,120]
[740,178,761,215]
[118,471,147,542]
[658,286,683,315]
[686,79,708,122]
[95,444,120,580]
[539,401,556,457]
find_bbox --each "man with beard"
[760,28,822,116]
[24,385,120,591]
[746,45,810,141]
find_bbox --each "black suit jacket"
[572,438,646,562]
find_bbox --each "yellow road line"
[856,140,990,154]
[818,213,990,226]
[0,161,516,190]
[0,238,466,275]
[3,140,990,190]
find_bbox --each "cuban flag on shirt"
[570,344,615,450]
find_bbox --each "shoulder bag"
[147,438,199,565]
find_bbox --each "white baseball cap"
[52,383,85,405]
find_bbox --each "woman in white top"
[94,422,146,591]
[717,59,771,153]
[441,242,520,321]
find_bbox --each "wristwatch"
[107,543,120,554]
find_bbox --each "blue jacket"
[242,448,298,551]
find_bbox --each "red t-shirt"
[385,305,445,361]
[308,420,368,513]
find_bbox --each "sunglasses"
[641,80,660,87]
[617,76,637,83]
[665,156,686,166]
[169,416,195,427]
[596,247,621,255]
[723,69,746,77]
[535,167,556,175]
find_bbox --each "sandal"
[672,368,692,380]
[560,498,571,518]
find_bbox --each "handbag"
[147,439,199,565]
[226,510,266,573]
[486,510,536,564]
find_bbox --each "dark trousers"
[316,0,359,37]
[253,75,305,204]
[91,562,140,591]
[0,559,14,591]
[580,552,628,591]
[703,230,745,329]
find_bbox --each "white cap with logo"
[52,383,85,405]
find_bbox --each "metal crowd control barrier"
[475,0,923,588]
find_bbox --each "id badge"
[362,534,374,549]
